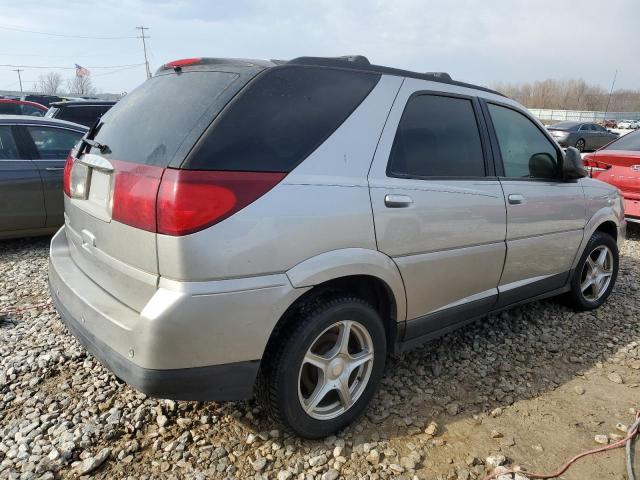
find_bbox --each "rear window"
[184,66,380,172]
[89,71,243,166]
[604,130,640,151]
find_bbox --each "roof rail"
[425,72,452,81]
[288,55,371,67]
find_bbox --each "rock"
[446,403,460,416]
[78,448,111,475]
[252,456,267,471]
[574,385,585,395]
[322,469,339,480]
[424,421,439,436]
[490,430,503,438]
[486,454,507,468]
[607,372,624,384]
[156,415,169,427]
[309,454,328,467]
[616,423,628,433]
[594,435,609,445]
[277,471,293,480]
[491,407,503,417]
[366,449,380,465]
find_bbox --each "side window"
[0,103,20,115]
[488,103,561,179]
[387,94,485,178]
[579,124,592,131]
[21,104,45,117]
[26,126,84,160]
[0,125,19,159]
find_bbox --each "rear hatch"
[63,60,265,311]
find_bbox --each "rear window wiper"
[81,137,111,154]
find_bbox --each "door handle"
[45,167,64,171]
[384,194,413,208]
[508,193,525,205]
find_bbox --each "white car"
[629,120,640,129]
[617,120,633,129]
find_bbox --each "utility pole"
[12,69,23,93]
[136,26,152,79]
[603,69,617,121]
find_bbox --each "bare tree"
[36,72,63,95]
[492,78,640,112]
[66,76,96,96]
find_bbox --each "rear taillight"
[583,157,612,175]
[111,162,164,232]
[156,170,286,236]
[63,154,73,197]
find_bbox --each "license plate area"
[70,164,114,223]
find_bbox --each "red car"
[0,98,48,116]
[583,130,640,223]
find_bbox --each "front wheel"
[258,296,386,438]
[566,231,619,310]
[575,138,586,152]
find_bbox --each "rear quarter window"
[184,66,380,172]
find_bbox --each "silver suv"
[49,56,626,438]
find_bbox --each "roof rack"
[287,55,503,97]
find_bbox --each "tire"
[575,138,586,152]
[566,231,619,310]
[258,296,387,438]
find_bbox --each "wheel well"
[264,275,399,360]
[595,221,617,240]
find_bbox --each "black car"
[21,94,63,108]
[547,121,619,152]
[45,101,116,127]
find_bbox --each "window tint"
[0,125,19,159]
[58,106,111,127]
[27,126,84,159]
[0,103,20,115]
[90,71,242,166]
[579,124,593,131]
[593,124,606,132]
[604,130,640,151]
[488,104,561,179]
[21,104,45,116]
[387,94,485,178]
[185,67,380,172]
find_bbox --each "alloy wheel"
[297,320,374,420]
[580,245,614,302]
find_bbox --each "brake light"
[583,157,612,175]
[111,162,164,232]
[63,154,74,197]
[157,170,286,236]
[165,58,202,69]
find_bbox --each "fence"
[529,109,640,122]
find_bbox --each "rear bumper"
[48,227,305,401]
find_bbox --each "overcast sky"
[1,0,638,95]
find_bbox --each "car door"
[482,101,586,307]
[368,80,507,341]
[21,124,85,228]
[593,124,613,148]
[0,124,46,233]
[579,123,596,150]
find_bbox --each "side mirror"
[529,152,558,178]
[563,147,588,180]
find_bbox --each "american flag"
[75,64,90,77]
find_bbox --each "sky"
[0,0,638,95]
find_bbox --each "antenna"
[136,26,152,79]
[604,69,618,120]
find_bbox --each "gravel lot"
[1,225,639,480]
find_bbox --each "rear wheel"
[575,138,586,152]
[566,231,618,310]
[259,296,386,438]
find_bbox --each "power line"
[0,63,145,70]
[0,24,136,40]
[136,26,152,79]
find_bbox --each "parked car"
[49,56,625,438]
[547,121,619,151]
[583,129,640,224]
[45,100,115,127]
[603,119,618,129]
[21,94,62,108]
[629,120,640,129]
[0,99,48,117]
[616,120,634,129]
[0,116,87,239]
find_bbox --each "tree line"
[492,78,640,113]
[35,72,96,96]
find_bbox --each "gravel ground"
[1,225,639,480]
